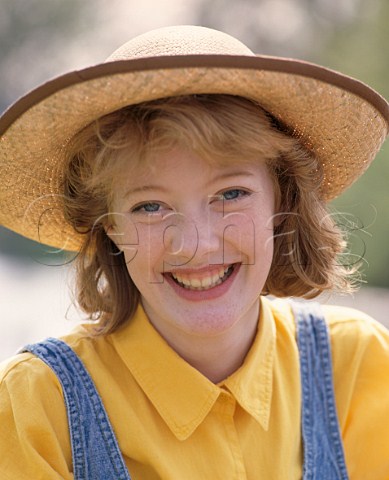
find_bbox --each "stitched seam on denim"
[314,315,349,479]
[24,339,131,480]
[292,303,348,480]
[296,310,314,480]
[50,339,131,480]
[24,341,87,480]
[312,311,342,476]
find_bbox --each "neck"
[145,301,260,384]
[178,322,258,383]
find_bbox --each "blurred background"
[1,0,388,361]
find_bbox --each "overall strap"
[291,302,349,480]
[23,338,131,480]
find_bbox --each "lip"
[163,263,241,302]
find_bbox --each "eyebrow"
[124,171,256,197]
[124,185,170,197]
[205,171,255,187]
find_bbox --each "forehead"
[116,142,268,180]
[115,146,273,199]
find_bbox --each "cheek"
[221,207,275,261]
[254,211,275,270]
[123,224,167,283]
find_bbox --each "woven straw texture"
[0,26,388,251]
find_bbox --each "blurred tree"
[321,0,389,287]
[0,0,98,112]
[194,0,365,59]
[0,0,96,261]
[320,0,388,96]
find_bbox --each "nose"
[163,211,222,267]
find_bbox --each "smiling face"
[108,146,275,339]
[65,94,338,338]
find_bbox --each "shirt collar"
[110,305,220,440]
[110,297,276,439]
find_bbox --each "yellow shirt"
[1,297,389,479]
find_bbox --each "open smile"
[163,263,241,301]
[169,264,235,291]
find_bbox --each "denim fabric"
[23,339,131,480]
[23,302,348,479]
[292,301,349,480]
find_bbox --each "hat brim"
[1,54,388,252]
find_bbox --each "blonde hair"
[63,94,357,333]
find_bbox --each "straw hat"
[0,25,388,252]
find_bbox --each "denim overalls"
[23,302,349,479]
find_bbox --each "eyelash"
[131,202,164,214]
[130,189,252,215]
[218,188,251,202]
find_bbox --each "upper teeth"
[171,266,231,289]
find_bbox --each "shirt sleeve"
[327,307,389,480]
[0,354,73,479]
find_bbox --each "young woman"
[0,26,388,479]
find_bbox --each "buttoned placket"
[213,389,248,479]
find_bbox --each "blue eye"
[221,189,249,201]
[132,202,161,213]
